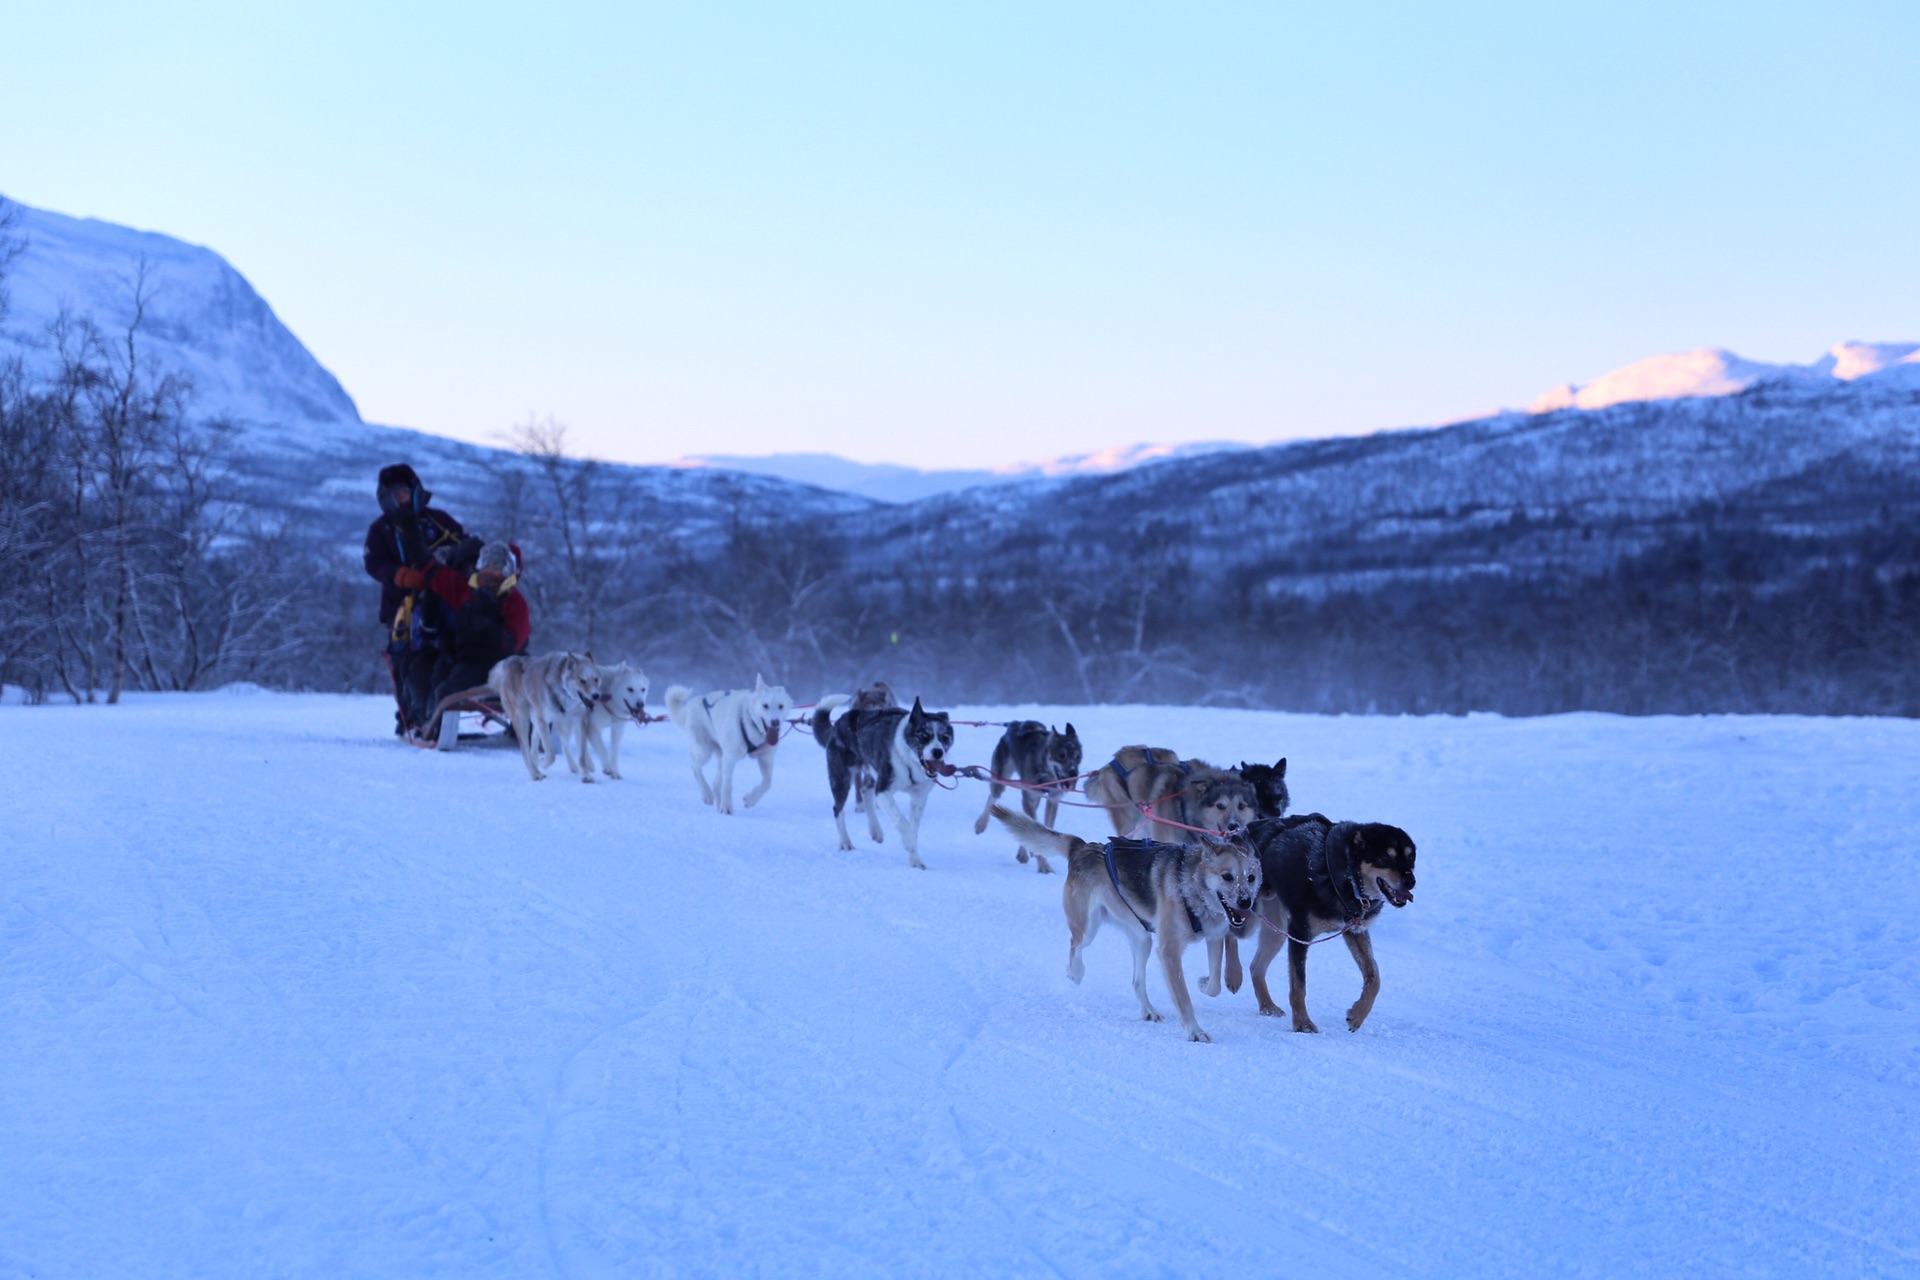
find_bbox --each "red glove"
[393,566,427,589]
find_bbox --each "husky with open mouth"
[1244,814,1417,1033]
[664,674,795,814]
[582,662,650,780]
[811,695,954,869]
[990,806,1262,1043]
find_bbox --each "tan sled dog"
[991,806,1261,1043]
[489,651,602,782]
[1083,746,1259,843]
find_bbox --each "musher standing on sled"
[363,464,465,738]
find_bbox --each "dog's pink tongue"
[766,722,781,746]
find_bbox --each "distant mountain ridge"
[1527,341,1920,413]
[670,441,1246,503]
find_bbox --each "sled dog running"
[489,651,603,782]
[812,695,955,869]
[992,805,1261,1043]
[1083,746,1260,843]
[1244,814,1416,1033]
[664,675,795,814]
[972,720,1083,873]
[582,662,649,780]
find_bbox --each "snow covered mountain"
[1,200,363,436]
[1528,341,1920,412]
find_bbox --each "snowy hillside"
[4,693,1915,1275]
[0,200,362,435]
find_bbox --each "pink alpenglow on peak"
[1528,341,1920,413]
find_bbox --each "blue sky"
[3,2,1916,469]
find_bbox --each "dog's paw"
[1141,1010,1163,1023]
[909,856,927,870]
[743,793,760,808]
[1200,975,1221,998]
[973,814,990,834]
[605,769,621,780]
[1293,1017,1320,1034]
[1257,1000,1284,1018]
[1015,848,1029,863]
[1035,856,1053,875]
[1345,1005,1370,1033]
[1186,1027,1212,1044]
[837,838,855,851]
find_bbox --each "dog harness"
[1101,840,1203,935]
[1109,752,1194,827]
[703,694,774,749]
[1303,820,1372,926]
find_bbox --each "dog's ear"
[910,695,925,718]
[1275,757,1287,778]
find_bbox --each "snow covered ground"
[3,692,1916,1277]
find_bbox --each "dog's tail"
[810,693,851,745]
[989,804,1084,859]
[665,685,693,727]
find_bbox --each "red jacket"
[424,564,531,658]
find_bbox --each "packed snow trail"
[2,693,1915,1277]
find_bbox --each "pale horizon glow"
[2,2,1917,470]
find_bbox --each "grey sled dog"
[971,720,1083,874]
[811,694,955,869]
[488,651,603,782]
[991,806,1262,1043]
[664,675,794,814]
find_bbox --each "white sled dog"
[992,805,1262,1043]
[582,662,649,780]
[489,651,602,782]
[664,675,795,814]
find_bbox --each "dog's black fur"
[972,720,1083,871]
[1244,814,1417,1033]
[814,696,955,823]
[1237,758,1289,819]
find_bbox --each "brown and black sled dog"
[1244,814,1417,1033]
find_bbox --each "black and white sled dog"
[991,806,1262,1043]
[489,651,602,782]
[1244,814,1416,1033]
[972,721,1083,874]
[582,662,649,781]
[811,695,954,869]
[664,675,795,814]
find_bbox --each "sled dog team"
[471,658,1419,1042]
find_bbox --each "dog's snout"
[930,746,944,759]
